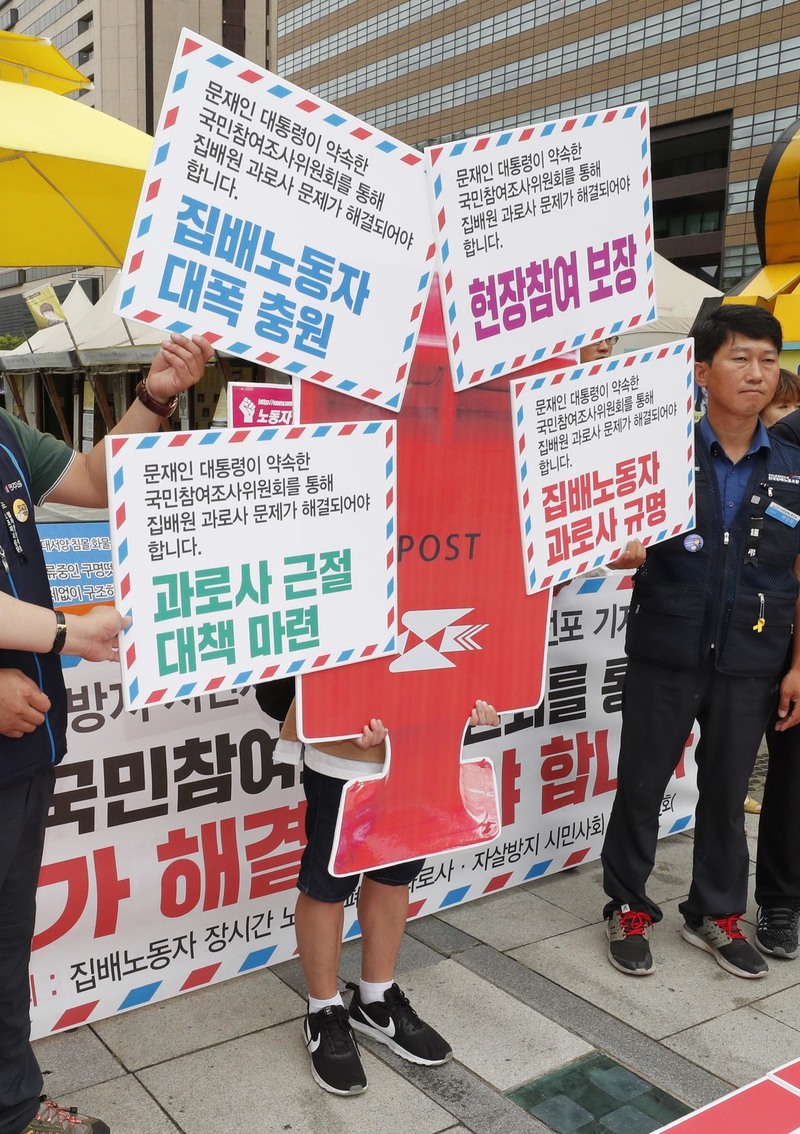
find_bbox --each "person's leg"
[294,892,344,1001]
[348,867,451,1066]
[755,713,800,958]
[296,766,366,1096]
[602,657,704,922]
[357,876,409,983]
[296,764,356,1004]
[678,670,775,979]
[0,770,52,1134]
[1,766,110,1134]
[758,718,800,906]
[681,670,776,921]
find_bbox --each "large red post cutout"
[298,276,560,874]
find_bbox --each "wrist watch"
[50,610,67,654]
[135,379,178,417]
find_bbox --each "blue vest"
[0,418,66,785]
[625,429,800,676]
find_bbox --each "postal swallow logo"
[389,608,489,672]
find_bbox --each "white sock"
[308,992,343,1013]
[359,978,393,1005]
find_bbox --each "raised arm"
[45,333,214,509]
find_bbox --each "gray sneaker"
[606,905,655,975]
[681,915,768,978]
[23,1097,110,1133]
[756,906,800,959]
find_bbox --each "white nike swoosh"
[364,1015,395,1038]
[305,1029,321,1052]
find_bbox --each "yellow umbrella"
[0,29,92,95]
[0,80,152,267]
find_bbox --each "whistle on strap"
[753,592,765,633]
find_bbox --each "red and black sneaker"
[606,904,655,975]
[681,915,767,978]
[23,1096,110,1134]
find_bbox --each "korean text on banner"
[426,103,656,389]
[511,341,695,592]
[105,423,397,709]
[115,29,435,412]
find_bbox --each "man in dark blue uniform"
[601,304,800,980]
[0,333,212,1134]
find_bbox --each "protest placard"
[426,103,656,389]
[105,423,397,709]
[511,341,695,592]
[296,277,564,874]
[228,380,295,427]
[115,29,435,410]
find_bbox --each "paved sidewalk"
[33,813,800,1134]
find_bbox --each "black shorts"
[298,764,424,902]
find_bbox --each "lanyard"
[0,500,26,563]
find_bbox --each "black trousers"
[757,714,800,908]
[602,655,777,924]
[0,768,53,1134]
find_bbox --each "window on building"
[651,113,732,286]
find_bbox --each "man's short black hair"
[691,303,782,363]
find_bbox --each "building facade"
[274,0,800,291]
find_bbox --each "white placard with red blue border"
[115,29,435,412]
[32,559,698,1039]
[511,341,695,592]
[426,103,656,390]
[228,381,295,428]
[105,423,397,710]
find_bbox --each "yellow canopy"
[0,80,152,267]
[0,29,92,96]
